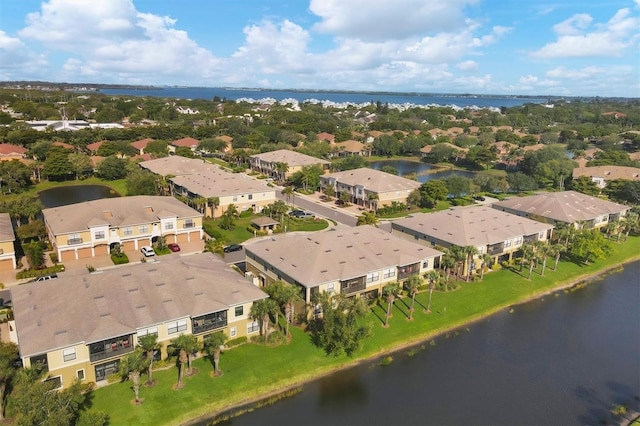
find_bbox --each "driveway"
[275,190,359,227]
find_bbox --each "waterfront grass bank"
[90,235,640,425]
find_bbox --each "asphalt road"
[275,192,358,227]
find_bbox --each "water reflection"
[38,185,119,208]
[368,160,476,183]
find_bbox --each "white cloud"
[545,65,603,79]
[530,8,640,58]
[310,0,477,41]
[456,60,479,71]
[0,30,48,77]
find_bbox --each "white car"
[140,246,155,257]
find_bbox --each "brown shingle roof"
[11,253,268,357]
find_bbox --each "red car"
[168,243,181,252]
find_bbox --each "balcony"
[487,243,504,255]
[341,276,366,295]
[523,234,538,244]
[192,311,227,334]
[397,263,420,280]
[89,336,133,363]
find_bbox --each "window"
[44,376,62,390]
[137,327,158,337]
[68,233,82,245]
[164,222,174,231]
[504,239,512,248]
[234,306,244,317]
[247,321,259,334]
[184,219,194,229]
[423,260,429,268]
[477,247,484,254]
[327,283,334,293]
[167,319,188,334]
[248,194,253,200]
[123,227,133,236]
[233,195,238,202]
[76,369,85,381]
[139,225,149,233]
[63,347,76,362]
[514,237,523,246]
[383,268,395,279]
[366,272,379,283]
[230,327,237,338]
[94,231,105,240]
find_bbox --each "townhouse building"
[10,253,268,389]
[0,213,16,271]
[492,191,630,229]
[139,156,276,217]
[320,167,420,210]
[391,207,553,271]
[42,196,203,262]
[245,226,442,307]
[249,149,330,180]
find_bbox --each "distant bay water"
[99,87,550,109]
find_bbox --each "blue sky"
[0,0,638,97]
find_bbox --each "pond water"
[368,160,476,183]
[38,185,120,208]
[210,262,640,426]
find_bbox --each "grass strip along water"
[90,235,640,425]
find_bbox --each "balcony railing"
[397,263,420,280]
[341,277,366,294]
[192,317,227,334]
[89,336,133,363]
[487,243,504,255]
[523,234,538,244]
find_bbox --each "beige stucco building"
[10,253,268,389]
[245,226,442,307]
[0,213,16,271]
[42,196,203,262]
[140,156,276,217]
[320,167,421,210]
[249,149,330,180]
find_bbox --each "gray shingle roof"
[0,213,15,242]
[11,253,268,357]
[492,191,630,224]
[250,149,330,167]
[245,226,442,287]
[392,206,553,247]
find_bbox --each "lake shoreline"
[180,254,640,426]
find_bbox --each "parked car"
[140,246,156,257]
[168,243,181,252]
[289,210,315,219]
[30,273,58,283]
[223,244,243,253]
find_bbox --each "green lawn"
[203,214,329,245]
[89,236,640,425]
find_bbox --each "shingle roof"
[11,253,268,357]
[492,191,630,223]
[392,207,553,247]
[245,226,442,287]
[139,157,272,197]
[323,167,420,193]
[250,149,329,167]
[170,137,200,147]
[572,166,640,181]
[42,195,201,235]
[0,144,27,155]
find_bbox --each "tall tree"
[424,270,439,313]
[281,186,294,208]
[462,245,479,281]
[405,275,422,320]
[171,334,199,377]
[24,241,46,270]
[203,332,228,377]
[137,334,159,386]
[382,282,402,327]
[0,342,18,421]
[207,197,220,219]
[118,349,150,405]
[250,298,279,344]
[264,281,300,338]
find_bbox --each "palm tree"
[548,243,564,271]
[356,211,379,227]
[265,281,301,338]
[137,334,159,386]
[424,270,439,313]
[203,332,228,377]
[520,243,533,272]
[554,222,576,246]
[205,238,226,257]
[621,212,640,241]
[191,196,207,214]
[367,193,379,213]
[522,243,537,280]
[537,243,551,277]
[250,299,279,344]
[440,249,457,287]
[382,281,401,327]
[118,349,150,404]
[281,186,294,208]
[273,161,289,183]
[479,253,493,280]
[207,197,220,219]
[322,185,336,201]
[171,334,199,377]
[405,275,422,320]
[462,245,479,281]
[24,241,45,270]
